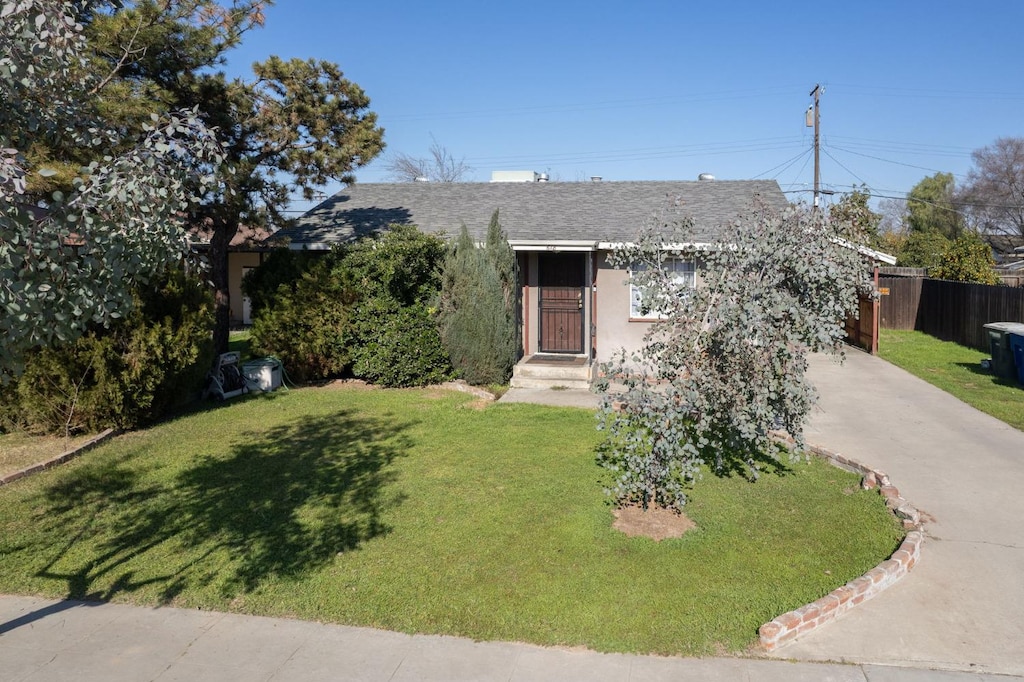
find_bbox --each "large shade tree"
[906,172,963,239]
[0,0,225,379]
[20,0,385,353]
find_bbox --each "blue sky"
[222,0,1024,212]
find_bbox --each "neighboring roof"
[189,223,277,251]
[278,180,791,248]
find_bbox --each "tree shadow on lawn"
[701,435,795,482]
[954,362,1023,388]
[34,408,411,604]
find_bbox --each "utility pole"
[808,84,822,210]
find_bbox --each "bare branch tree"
[958,137,1024,237]
[384,138,471,182]
[877,197,908,234]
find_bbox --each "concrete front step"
[510,355,594,390]
[509,376,593,390]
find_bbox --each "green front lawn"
[879,329,1024,431]
[0,386,902,655]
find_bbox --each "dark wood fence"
[879,277,1024,351]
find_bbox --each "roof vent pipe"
[537,173,549,182]
[698,173,715,181]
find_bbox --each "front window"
[630,258,695,319]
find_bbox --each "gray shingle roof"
[278,179,790,247]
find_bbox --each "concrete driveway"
[770,349,1024,675]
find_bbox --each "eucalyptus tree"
[595,204,871,511]
[0,0,224,379]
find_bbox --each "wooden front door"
[538,253,585,353]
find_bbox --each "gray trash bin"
[983,322,1024,380]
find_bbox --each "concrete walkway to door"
[770,349,1024,675]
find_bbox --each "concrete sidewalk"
[1,594,1017,682]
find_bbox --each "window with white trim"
[629,258,696,319]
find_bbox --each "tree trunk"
[210,218,234,355]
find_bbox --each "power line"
[825,134,972,157]
[781,149,813,188]
[822,148,870,187]
[383,85,805,123]
[824,144,967,178]
[464,137,807,166]
[827,82,1024,102]
[751,148,811,179]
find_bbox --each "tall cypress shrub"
[439,211,519,385]
[485,210,520,366]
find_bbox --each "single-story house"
[276,174,887,387]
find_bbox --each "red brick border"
[0,428,118,487]
[758,444,924,652]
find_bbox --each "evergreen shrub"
[438,212,518,385]
[2,268,215,435]
[241,249,319,318]
[249,259,355,382]
[351,302,453,387]
[247,225,452,387]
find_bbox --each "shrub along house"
[277,174,795,388]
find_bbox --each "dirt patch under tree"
[612,504,696,541]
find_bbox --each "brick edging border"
[0,428,118,487]
[758,444,924,652]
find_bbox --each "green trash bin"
[983,322,1024,380]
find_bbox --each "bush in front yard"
[241,248,321,319]
[3,268,215,435]
[438,213,518,385]
[343,226,453,386]
[248,226,453,387]
[351,302,453,388]
[249,259,356,382]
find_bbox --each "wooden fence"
[998,273,1024,288]
[879,277,1024,351]
[846,293,878,354]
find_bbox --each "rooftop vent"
[414,176,430,182]
[491,170,540,183]
[698,173,715,181]
[590,176,602,182]
[538,173,549,182]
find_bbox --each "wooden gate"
[538,253,584,353]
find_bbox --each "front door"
[538,253,585,353]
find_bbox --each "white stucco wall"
[594,252,651,365]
